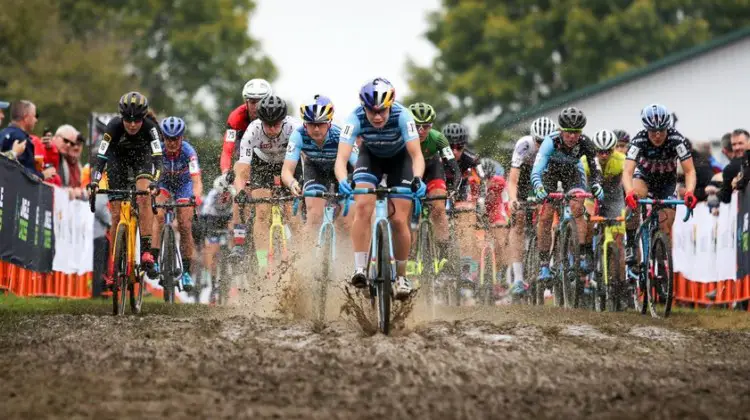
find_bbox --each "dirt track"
[2,292,750,420]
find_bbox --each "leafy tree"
[406,0,750,152]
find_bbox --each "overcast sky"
[250,0,440,125]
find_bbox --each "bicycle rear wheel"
[480,247,495,305]
[593,236,606,312]
[648,231,674,318]
[523,235,541,305]
[160,225,177,304]
[631,230,647,314]
[559,219,583,309]
[112,224,128,316]
[606,241,623,312]
[130,228,144,314]
[316,225,334,323]
[376,220,392,335]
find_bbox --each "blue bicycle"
[300,186,351,323]
[627,198,692,318]
[350,185,420,335]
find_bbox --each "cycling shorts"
[542,164,585,194]
[106,148,154,201]
[634,168,677,200]
[353,146,413,200]
[424,156,447,193]
[249,154,301,190]
[159,178,193,202]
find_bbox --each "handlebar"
[150,195,198,217]
[351,186,422,217]
[546,191,594,201]
[88,187,150,213]
[626,198,693,223]
[293,190,352,217]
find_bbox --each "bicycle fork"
[268,205,288,268]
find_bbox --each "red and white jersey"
[237,116,301,165]
[220,103,253,173]
[510,135,539,168]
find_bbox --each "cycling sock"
[256,250,268,268]
[396,260,407,277]
[182,259,191,274]
[354,252,367,271]
[512,262,523,283]
[539,251,550,266]
[233,224,247,246]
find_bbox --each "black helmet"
[118,91,149,121]
[257,95,287,123]
[442,123,468,146]
[558,107,587,130]
[612,129,630,144]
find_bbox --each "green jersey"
[420,129,454,160]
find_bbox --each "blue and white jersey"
[339,102,418,158]
[530,132,600,189]
[284,124,358,166]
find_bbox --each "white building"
[490,27,750,147]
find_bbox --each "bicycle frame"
[631,199,691,273]
[590,215,624,289]
[411,195,448,277]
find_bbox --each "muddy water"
[2,296,749,419]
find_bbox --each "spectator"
[718,129,750,203]
[1,138,27,161]
[0,100,8,126]
[63,132,85,198]
[54,125,82,187]
[0,100,55,180]
[92,194,112,298]
[688,143,717,203]
[39,127,62,186]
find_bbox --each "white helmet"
[242,78,273,101]
[530,117,557,141]
[593,129,617,151]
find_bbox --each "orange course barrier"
[0,261,92,298]
[674,272,750,309]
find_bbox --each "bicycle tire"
[130,228,144,314]
[559,218,583,309]
[417,220,436,310]
[481,248,495,305]
[523,235,540,305]
[550,232,565,307]
[112,224,128,316]
[631,229,647,314]
[218,248,230,305]
[316,224,334,323]
[606,241,623,312]
[160,225,177,304]
[593,234,606,312]
[376,220,392,335]
[648,231,674,318]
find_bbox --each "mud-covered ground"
[2,284,750,420]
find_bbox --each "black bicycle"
[151,196,197,304]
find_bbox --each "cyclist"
[531,107,603,281]
[220,78,273,174]
[506,117,557,295]
[334,78,426,300]
[88,91,163,278]
[407,102,461,256]
[281,94,357,235]
[623,104,697,267]
[200,175,236,303]
[150,116,203,291]
[230,95,301,274]
[613,129,630,154]
[443,123,486,204]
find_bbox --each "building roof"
[490,26,750,130]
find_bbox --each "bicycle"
[589,214,626,312]
[408,194,448,311]
[350,183,420,335]
[512,200,540,305]
[89,183,149,316]
[206,228,233,305]
[474,207,510,306]
[538,191,593,309]
[627,198,692,318]
[298,186,351,323]
[151,196,197,304]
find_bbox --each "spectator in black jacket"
[0,100,53,180]
[718,129,750,203]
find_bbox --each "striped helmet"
[530,117,557,141]
[300,95,334,123]
[641,104,671,130]
[160,116,186,138]
[359,78,395,110]
[593,129,617,151]
[118,91,148,121]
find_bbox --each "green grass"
[0,294,214,317]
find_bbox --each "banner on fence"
[736,190,750,279]
[0,156,55,272]
[673,194,737,283]
[52,188,94,275]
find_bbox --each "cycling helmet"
[118,91,148,121]
[443,123,469,146]
[408,102,436,124]
[558,107,587,130]
[593,129,617,151]
[612,129,630,144]
[160,116,186,138]
[640,104,671,130]
[257,95,287,123]
[359,78,395,110]
[242,78,273,101]
[530,116,557,141]
[300,94,334,123]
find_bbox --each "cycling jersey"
[531,132,601,193]
[285,124,357,193]
[421,129,459,192]
[510,135,539,201]
[158,140,200,201]
[581,151,625,179]
[339,102,418,158]
[421,129,453,160]
[95,116,164,198]
[237,116,301,165]
[200,189,233,244]
[220,103,255,173]
[582,152,625,218]
[448,149,484,201]
[626,128,691,199]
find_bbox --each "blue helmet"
[641,104,671,131]
[160,116,186,138]
[359,78,395,111]
[300,95,334,123]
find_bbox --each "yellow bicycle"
[89,184,149,315]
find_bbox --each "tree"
[0,0,133,135]
[406,0,750,153]
[57,0,277,138]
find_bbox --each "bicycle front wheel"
[112,224,128,316]
[376,220,392,335]
[130,228,144,314]
[559,219,582,309]
[524,235,542,306]
[160,225,177,304]
[417,221,437,310]
[592,235,606,312]
[316,225,334,323]
[648,231,674,318]
[606,241,623,312]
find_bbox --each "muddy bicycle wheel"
[112,224,128,316]
[648,231,674,318]
[559,219,582,309]
[160,225,176,304]
[375,220,392,335]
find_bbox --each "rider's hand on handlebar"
[411,176,426,198]
[683,191,698,209]
[148,182,160,196]
[338,178,353,196]
[625,190,638,210]
[288,180,302,197]
[534,185,547,200]
[87,182,98,194]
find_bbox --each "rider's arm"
[147,121,164,182]
[335,113,361,182]
[437,131,461,191]
[675,138,696,194]
[582,141,602,187]
[234,127,254,191]
[508,138,529,202]
[187,146,203,198]
[622,142,641,193]
[400,111,424,178]
[530,136,554,189]
[281,130,302,189]
[507,168,521,202]
[220,124,239,174]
